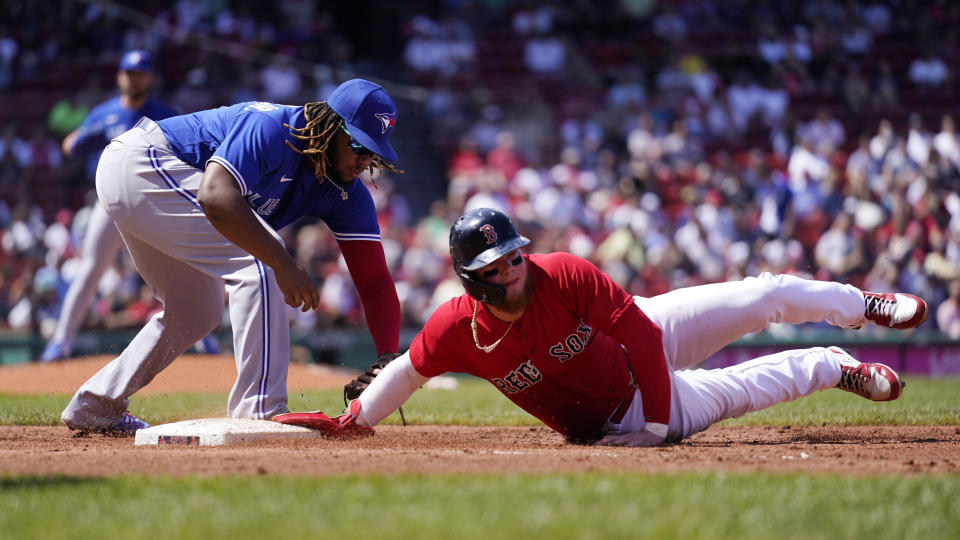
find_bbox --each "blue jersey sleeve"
[320,180,381,242]
[70,101,116,156]
[206,109,288,196]
[71,98,179,158]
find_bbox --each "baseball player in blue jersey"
[41,50,179,362]
[61,78,404,435]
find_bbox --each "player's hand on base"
[273,400,374,439]
[596,424,667,447]
[274,260,319,312]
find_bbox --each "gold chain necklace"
[471,300,514,354]
[331,179,349,200]
[321,175,350,200]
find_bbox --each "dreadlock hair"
[284,101,403,187]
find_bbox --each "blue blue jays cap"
[327,79,398,162]
[119,50,153,72]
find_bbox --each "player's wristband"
[644,422,668,440]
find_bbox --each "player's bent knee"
[156,301,222,339]
[194,304,224,334]
[753,271,796,296]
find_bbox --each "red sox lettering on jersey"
[410,252,673,439]
[492,359,542,394]
[495,319,592,393]
[549,320,593,363]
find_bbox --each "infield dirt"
[1,355,957,477]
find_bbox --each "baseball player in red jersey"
[276,208,926,446]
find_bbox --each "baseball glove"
[343,352,399,404]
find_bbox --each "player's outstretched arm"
[339,240,401,356]
[274,352,427,437]
[61,129,81,157]
[198,162,318,311]
[602,304,671,444]
[354,352,428,425]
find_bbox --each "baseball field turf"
[2,373,959,539]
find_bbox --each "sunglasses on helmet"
[339,125,374,157]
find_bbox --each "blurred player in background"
[61,79,404,436]
[41,50,183,362]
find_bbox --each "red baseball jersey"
[409,252,667,439]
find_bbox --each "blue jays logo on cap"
[375,112,397,134]
[119,50,154,72]
[327,79,399,162]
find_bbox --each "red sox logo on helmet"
[480,224,497,244]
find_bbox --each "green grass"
[1,473,958,539]
[719,376,960,426]
[3,376,959,539]
[4,375,959,426]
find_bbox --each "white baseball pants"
[61,119,291,430]
[608,273,867,441]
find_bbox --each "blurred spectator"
[13,126,61,171]
[469,104,505,154]
[448,135,484,180]
[464,167,510,214]
[102,283,160,330]
[842,63,870,111]
[172,67,216,115]
[259,55,302,102]
[486,131,523,181]
[937,279,960,339]
[725,72,760,132]
[861,2,893,34]
[512,3,554,36]
[846,134,876,178]
[814,212,863,279]
[47,95,90,138]
[839,23,872,56]
[870,60,900,108]
[757,73,789,127]
[786,25,813,64]
[932,115,960,170]
[801,109,845,155]
[787,136,829,193]
[404,13,476,76]
[606,69,647,110]
[757,22,787,65]
[652,4,688,42]
[0,27,16,89]
[906,113,932,167]
[523,30,566,75]
[908,47,949,89]
[869,118,898,163]
[680,52,719,103]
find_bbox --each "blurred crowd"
[1,0,959,345]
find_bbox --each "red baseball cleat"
[863,292,927,329]
[830,347,905,402]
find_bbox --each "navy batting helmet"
[449,208,530,305]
